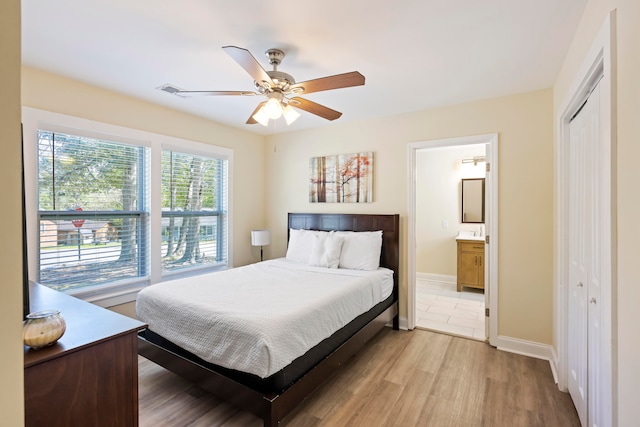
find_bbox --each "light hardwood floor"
[139,328,580,426]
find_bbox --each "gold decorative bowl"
[23,309,66,349]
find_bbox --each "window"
[161,150,228,273]
[37,131,150,291]
[25,107,233,304]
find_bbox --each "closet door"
[567,82,609,427]
[567,87,591,426]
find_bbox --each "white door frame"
[407,133,498,346]
[555,11,616,424]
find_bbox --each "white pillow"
[308,233,343,268]
[286,229,327,263]
[337,230,383,270]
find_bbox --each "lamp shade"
[251,229,271,246]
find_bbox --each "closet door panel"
[567,91,590,427]
[567,81,610,427]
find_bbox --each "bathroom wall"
[416,144,486,278]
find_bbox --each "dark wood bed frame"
[137,213,400,426]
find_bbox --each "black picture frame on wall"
[22,123,30,319]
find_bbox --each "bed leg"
[393,314,400,330]
[263,413,279,427]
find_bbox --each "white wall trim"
[21,107,235,307]
[77,283,147,308]
[494,335,555,362]
[399,316,409,330]
[416,272,456,284]
[407,133,498,347]
[550,345,560,385]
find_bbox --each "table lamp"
[251,229,271,262]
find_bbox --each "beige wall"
[416,145,486,276]
[553,0,640,423]
[21,67,267,268]
[1,0,25,425]
[265,89,554,344]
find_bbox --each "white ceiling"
[21,1,587,135]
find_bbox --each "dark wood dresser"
[24,282,146,427]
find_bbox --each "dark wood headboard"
[287,213,400,296]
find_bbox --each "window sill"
[67,279,150,308]
[63,264,228,308]
[161,263,228,281]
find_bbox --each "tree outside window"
[36,131,229,291]
[161,150,227,273]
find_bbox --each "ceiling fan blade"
[175,90,257,97]
[246,101,267,124]
[289,97,342,121]
[289,71,365,95]
[222,46,274,88]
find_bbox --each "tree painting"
[309,152,373,203]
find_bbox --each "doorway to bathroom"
[407,134,498,345]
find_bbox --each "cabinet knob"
[590,297,597,304]
[577,281,584,287]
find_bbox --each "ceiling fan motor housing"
[253,49,296,93]
[255,70,296,93]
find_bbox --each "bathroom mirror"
[461,178,485,223]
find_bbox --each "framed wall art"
[309,151,373,203]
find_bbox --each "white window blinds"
[161,149,228,273]
[37,130,150,291]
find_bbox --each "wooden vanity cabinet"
[457,239,485,292]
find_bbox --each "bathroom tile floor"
[415,278,486,341]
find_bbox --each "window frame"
[22,107,234,307]
[160,145,229,277]
[36,131,151,291]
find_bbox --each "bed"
[137,213,400,426]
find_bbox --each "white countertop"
[456,235,485,241]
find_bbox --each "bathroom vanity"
[456,237,485,292]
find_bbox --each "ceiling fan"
[160,46,365,126]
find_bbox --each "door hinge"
[485,235,490,244]
[485,308,490,317]
[486,163,491,172]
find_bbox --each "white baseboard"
[495,336,561,390]
[494,334,554,362]
[401,318,561,388]
[399,316,408,330]
[416,272,456,284]
[549,345,560,385]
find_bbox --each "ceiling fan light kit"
[160,46,365,127]
[251,106,270,126]
[282,105,301,125]
[265,99,282,119]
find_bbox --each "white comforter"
[136,258,393,378]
